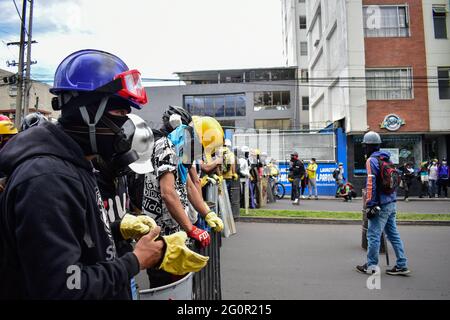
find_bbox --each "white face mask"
[443,162,447,166]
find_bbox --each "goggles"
[114,69,148,105]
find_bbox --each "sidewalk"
[262,198,450,214]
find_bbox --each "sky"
[0,0,284,86]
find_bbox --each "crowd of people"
[0,50,231,299]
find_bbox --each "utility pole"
[14,0,27,128]
[24,0,35,116]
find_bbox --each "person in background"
[437,158,449,198]
[418,161,430,198]
[428,159,439,198]
[399,162,415,202]
[333,162,345,197]
[337,181,352,202]
[289,152,305,205]
[306,158,318,200]
[356,131,410,276]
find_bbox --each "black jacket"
[0,122,139,299]
[289,159,305,178]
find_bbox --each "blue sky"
[0,0,284,86]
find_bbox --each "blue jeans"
[429,179,437,196]
[367,202,408,269]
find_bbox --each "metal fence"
[232,130,336,162]
[192,183,222,300]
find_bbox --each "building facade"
[284,0,450,191]
[281,0,311,129]
[136,67,305,131]
[0,68,56,121]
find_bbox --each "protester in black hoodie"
[0,49,164,299]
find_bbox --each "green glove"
[120,214,157,240]
[159,232,209,275]
[205,211,224,232]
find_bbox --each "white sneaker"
[293,199,299,205]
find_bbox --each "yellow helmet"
[0,117,18,135]
[192,116,224,162]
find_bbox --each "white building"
[281,0,310,130]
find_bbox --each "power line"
[12,0,29,37]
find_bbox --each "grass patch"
[239,209,450,221]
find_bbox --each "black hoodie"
[0,122,139,299]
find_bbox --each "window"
[302,96,309,110]
[300,41,308,56]
[433,6,448,39]
[438,67,450,99]
[254,119,291,130]
[299,16,307,29]
[301,69,309,83]
[8,84,17,97]
[366,68,413,100]
[254,91,291,111]
[183,94,246,117]
[363,5,410,37]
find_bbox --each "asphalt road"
[221,222,450,300]
[265,198,450,214]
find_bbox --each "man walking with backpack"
[356,131,410,276]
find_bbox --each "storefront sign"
[278,162,337,196]
[380,114,405,131]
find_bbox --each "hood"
[371,150,391,160]
[0,121,92,176]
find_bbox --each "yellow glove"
[159,231,209,275]
[205,211,224,232]
[200,176,209,188]
[288,177,293,182]
[232,173,239,181]
[120,214,157,240]
[213,174,223,184]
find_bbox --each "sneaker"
[301,195,306,199]
[292,199,299,205]
[307,196,311,200]
[404,198,409,202]
[314,196,318,200]
[386,266,411,276]
[355,263,376,275]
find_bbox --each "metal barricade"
[192,183,222,300]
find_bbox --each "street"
[221,222,450,300]
[264,198,450,214]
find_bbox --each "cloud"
[1,0,284,82]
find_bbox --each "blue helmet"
[50,49,144,109]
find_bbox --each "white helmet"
[224,139,232,147]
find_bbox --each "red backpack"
[376,156,400,194]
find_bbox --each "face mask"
[443,162,447,166]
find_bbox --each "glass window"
[214,96,225,117]
[302,96,309,110]
[225,95,236,116]
[433,6,448,39]
[254,91,291,111]
[363,5,410,37]
[366,68,413,100]
[438,67,450,99]
[300,41,308,56]
[204,96,215,117]
[299,16,307,29]
[184,96,193,113]
[301,69,309,83]
[236,94,246,116]
[255,119,291,130]
[281,91,290,107]
[193,96,204,115]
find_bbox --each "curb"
[235,216,450,226]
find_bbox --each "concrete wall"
[422,0,450,132]
[307,0,367,132]
[136,81,299,130]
